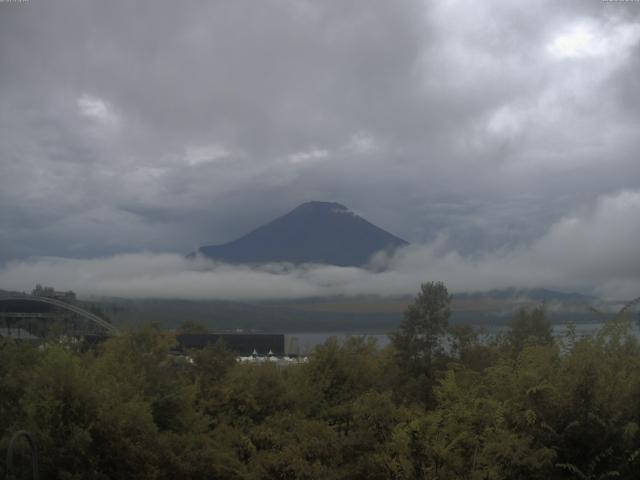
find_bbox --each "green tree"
[391,281,451,405]
[506,306,553,353]
[178,320,209,334]
[192,339,238,420]
[248,413,341,480]
[448,324,497,371]
[20,346,161,479]
[297,336,384,434]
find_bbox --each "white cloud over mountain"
[2,190,638,300]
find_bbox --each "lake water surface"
[291,322,640,355]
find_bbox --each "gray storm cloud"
[1,0,639,294]
[1,190,638,300]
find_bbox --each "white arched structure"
[0,293,118,335]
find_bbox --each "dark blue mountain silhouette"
[195,201,408,266]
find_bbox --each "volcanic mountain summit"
[195,201,408,267]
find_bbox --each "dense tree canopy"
[391,281,452,405]
[2,285,640,479]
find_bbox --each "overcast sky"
[1,0,639,298]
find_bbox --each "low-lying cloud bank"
[1,191,639,301]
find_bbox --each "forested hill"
[195,201,408,267]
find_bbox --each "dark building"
[176,333,288,356]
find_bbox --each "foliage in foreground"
[1,284,640,479]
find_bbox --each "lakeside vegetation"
[2,282,640,479]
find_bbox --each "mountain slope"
[196,201,408,267]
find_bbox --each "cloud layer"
[1,1,639,300]
[1,1,640,264]
[2,190,638,300]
